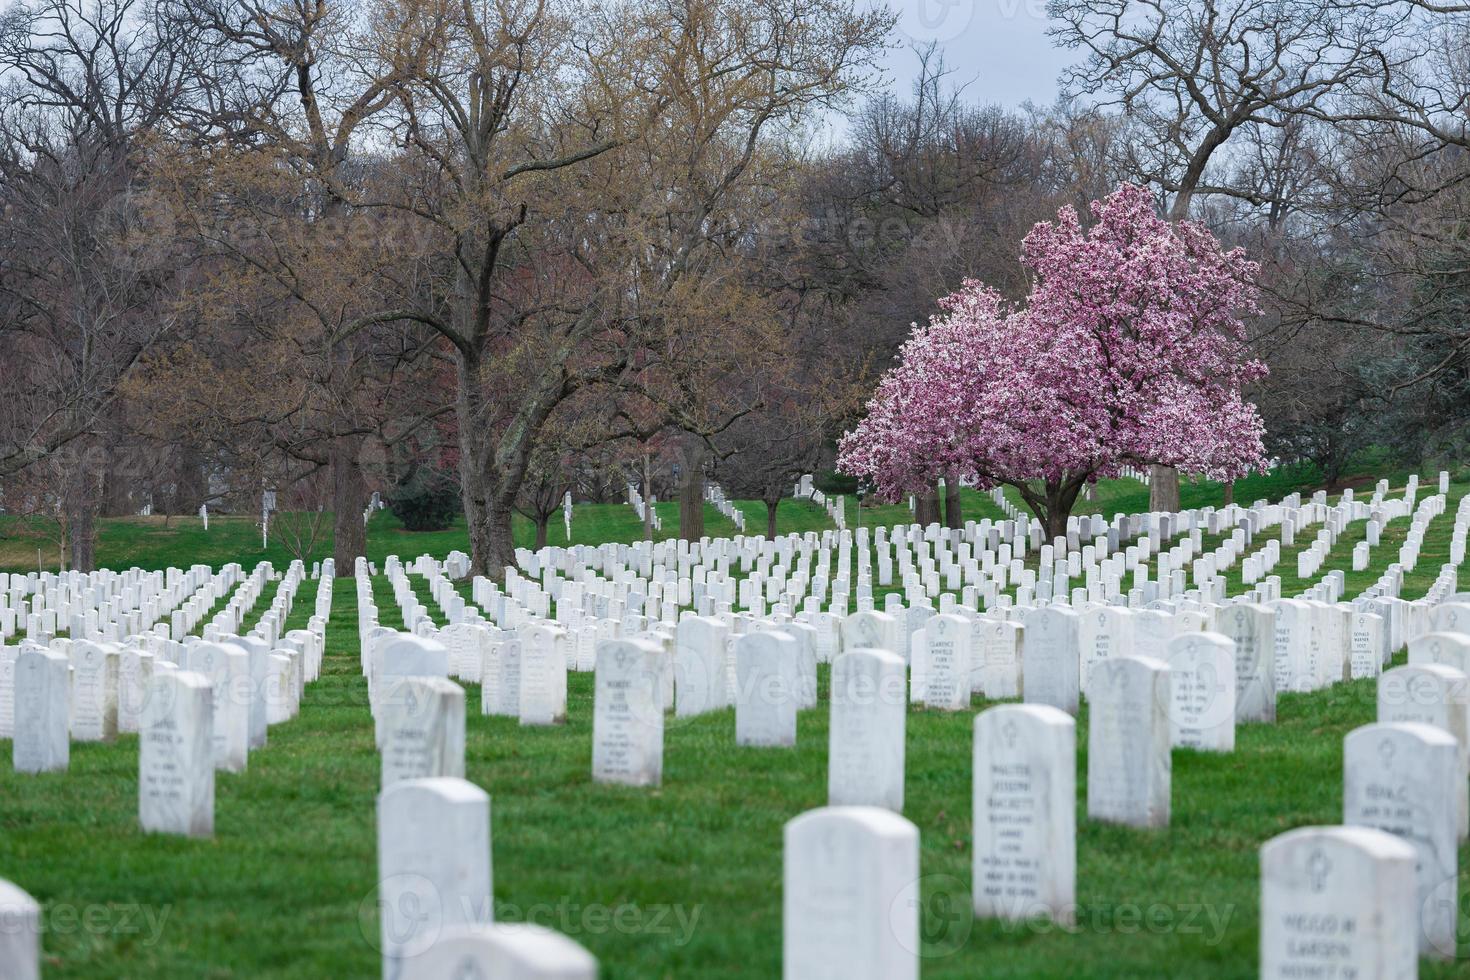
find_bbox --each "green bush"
[817,469,858,495]
[386,472,461,532]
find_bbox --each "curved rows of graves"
[4,471,1470,976]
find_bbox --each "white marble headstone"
[973,704,1075,924]
[828,648,906,812]
[783,806,918,980]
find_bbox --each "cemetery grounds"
[1,463,1467,978]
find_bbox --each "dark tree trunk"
[64,442,100,571]
[943,473,963,529]
[173,447,207,514]
[679,441,705,540]
[101,441,129,517]
[1223,480,1234,506]
[1042,479,1083,541]
[1323,448,1348,491]
[765,498,779,538]
[1149,465,1181,512]
[915,485,941,525]
[67,494,97,572]
[331,432,368,570]
[534,516,549,549]
[457,344,518,579]
[465,497,517,579]
[1015,477,1085,543]
[642,451,654,541]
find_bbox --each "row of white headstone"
[472,486,1417,657]
[347,472,1470,973]
[336,620,1467,978]
[7,560,331,781]
[1,562,336,977]
[705,482,746,532]
[626,481,662,531]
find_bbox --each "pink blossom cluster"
[837,184,1268,501]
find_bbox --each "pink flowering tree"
[837,184,1267,539]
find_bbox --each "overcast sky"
[875,0,1078,109]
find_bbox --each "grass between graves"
[3,464,1470,976]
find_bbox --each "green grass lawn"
[1,464,1468,976]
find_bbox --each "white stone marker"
[1408,630,1470,677]
[413,924,597,979]
[14,645,69,774]
[117,646,155,734]
[0,645,16,738]
[783,806,919,980]
[1343,721,1460,959]
[1260,826,1417,979]
[977,619,1022,699]
[922,613,971,711]
[973,704,1075,924]
[735,630,797,747]
[481,637,521,717]
[1378,663,1470,840]
[373,632,450,743]
[828,648,906,812]
[1165,632,1236,752]
[592,638,665,787]
[1218,603,1275,723]
[377,777,493,977]
[1021,606,1080,714]
[70,640,119,741]
[231,634,271,750]
[439,622,484,681]
[674,616,730,717]
[1348,612,1384,680]
[1268,598,1312,694]
[843,610,900,658]
[264,653,293,725]
[784,621,820,709]
[1086,655,1170,829]
[139,669,215,838]
[0,878,41,980]
[1078,606,1131,687]
[380,676,466,788]
[519,624,568,726]
[187,642,251,772]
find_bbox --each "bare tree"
[0,0,197,568]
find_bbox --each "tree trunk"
[1223,480,1234,506]
[915,485,941,525]
[465,494,517,579]
[679,441,705,540]
[534,516,549,549]
[331,432,367,570]
[65,444,100,572]
[765,499,779,538]
[456,344,518,579]
[173,447,207,514]
[68,498,96,572]
[101,441,129,517]
[1149,465,1181,512]
[642,451,654,541]
[1042,478,1083,542]
[943,474,962,529]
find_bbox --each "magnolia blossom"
[838,184,1267,531]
